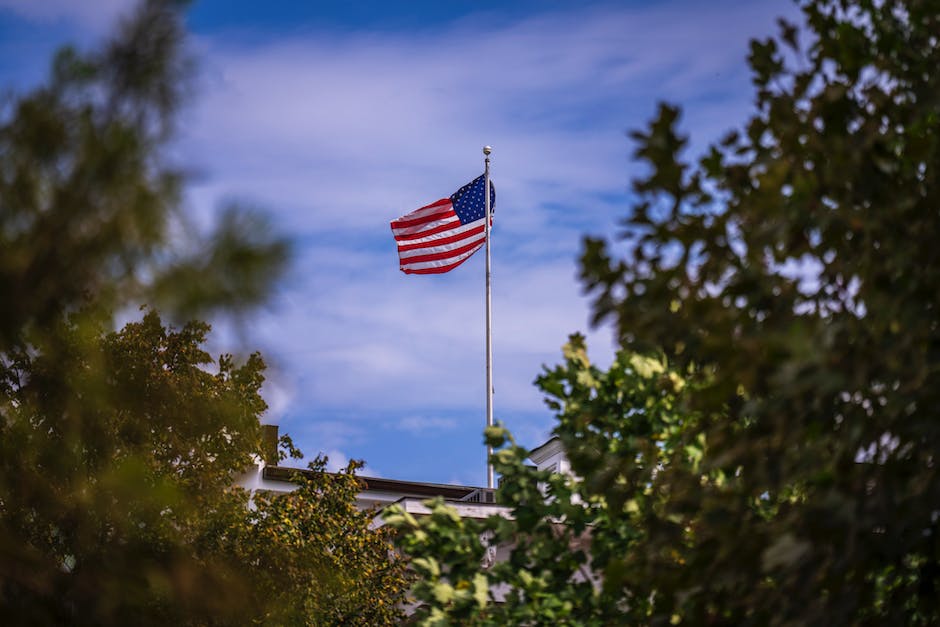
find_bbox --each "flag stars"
[451,174,495,225]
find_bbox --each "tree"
[388,340,708,625]
[391,0,940,624]
[0,0,288,351]
[1,310,410,624]
[0,310,269,623]
[0,1,410,622]
[225,457,412,626]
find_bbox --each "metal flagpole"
[483,146,494,490]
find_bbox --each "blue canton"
[450,174,496,225]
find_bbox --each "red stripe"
[396,223,486,252]
[398,235,484,265]
[402,252,478,274]
[391,209,454,232]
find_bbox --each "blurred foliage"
[0,0,289,345]
[0,0,409,623]
[391,0,940,624]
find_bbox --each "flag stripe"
[390,199,453,230]
[398,230,486,263]
[395,221,486,252]
[400,243,484,274]
[392,216,462,241]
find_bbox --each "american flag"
[390,174,495,274]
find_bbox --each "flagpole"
[483,145,494,490]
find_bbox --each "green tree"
[1,310,410,624]
[227,457,412,625]
[0,310,269,623]
[388,339,707,625]
[391,0,940,624]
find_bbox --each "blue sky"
[0,0,799,486]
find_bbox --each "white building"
[235,427,583,610]
[237,425,570,522]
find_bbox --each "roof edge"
[262,465,486,499]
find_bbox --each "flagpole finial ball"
[483,146,492,155]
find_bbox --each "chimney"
[262,424,279,466]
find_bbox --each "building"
[236,425,570,521]
[235,426,584,611]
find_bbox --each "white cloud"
[397,415,459,434]
[323,449,349,473]
[243,249,614,419]
[259,376,294,423]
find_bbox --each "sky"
[0,0,800,486]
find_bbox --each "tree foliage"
[0,0,288,348]
[392,0,940,624]
[1,311,410,624]
[0,310,267,623]
[0,1,409,623]
[227,458,412,625]
[389,341,707,625]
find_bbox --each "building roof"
[381,496,510,522]
[262,464,485,500]
[526,436,563,465]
